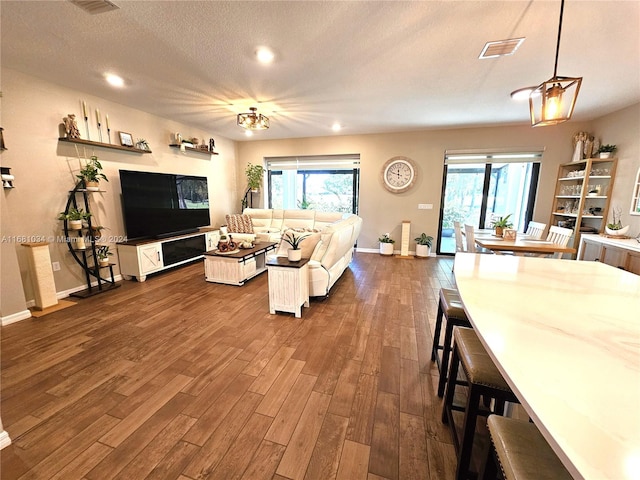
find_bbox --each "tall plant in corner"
[242,163,266,210]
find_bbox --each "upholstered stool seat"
[482,415,572,480]
[442,327,520,480]
[431,288,471,397]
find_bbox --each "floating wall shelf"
[169,144,219,156]
[58,137,152,154]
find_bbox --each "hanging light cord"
[553,0,565,78]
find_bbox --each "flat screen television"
[119,170,211,240]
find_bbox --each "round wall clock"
[381,156,417,193]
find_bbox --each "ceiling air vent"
[479,38,525,59]
[69,0,120,15]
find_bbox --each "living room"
[1,1,639,478]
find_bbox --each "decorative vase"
[415,244,431,258]
[599,152,611,158]
[85,180,99,191]
[605,225,629,236]
[287,249,302,261]
[98,258,109,267]
[379,242,394,256]
[495,226,504,237]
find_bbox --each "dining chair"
[525,221,547,240]
[464,224,478,253]
[546,225,573,258]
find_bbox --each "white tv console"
[117,228,219,282]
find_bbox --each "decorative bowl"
[605,225,629,236]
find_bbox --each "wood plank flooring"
[1,253,458,480]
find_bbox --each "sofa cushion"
[242,208,272,232]
[314,211,345,230]
[282,209,316,230]
[226,214,254,234]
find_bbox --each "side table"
[266,257,310,318]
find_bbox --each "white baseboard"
[6,275,123,325]
[0,430,11,449]
[1,309,32,326]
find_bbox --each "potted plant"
[89,225,106,240]
[597,144,617,158]
[58,208,91,230]
[96,245,112,267]
[77,155,108,190]
[378,233,395,256]
[245,163,266,192]
[414,233,433,258]
[491,214,513,237]
[282,231,310,261]
[605,206,629,236]
[135,139,150,151]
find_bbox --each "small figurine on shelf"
[199,139,208,151]
[209,137,215,153]
[63,114,81,139]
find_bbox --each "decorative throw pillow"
[225,214,254,234]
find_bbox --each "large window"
[266,155,360,214]
[438,151,542,254]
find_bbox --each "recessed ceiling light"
[255,47,275,64]
[105,73,124,88]
[245,130,253,137]
[331,123,342,132]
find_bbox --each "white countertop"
[580,233,640,253]
[453,253,640,480]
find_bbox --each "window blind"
[444,149,544,165]
[266,154,360,171]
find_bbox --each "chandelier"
[528,0,582,127]
[237,107,270,130]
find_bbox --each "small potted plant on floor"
[379,233,395,256]
[58,208,91,230]
[77,155,108,190]
[282,231,310,261]
[414,233,433,258]
[96,245,112,267]
[596,144,617,159]
[491,214,513,237]
[605,206,629,236]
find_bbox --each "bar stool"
[442,327,520,480]
[431,288,471,397]
[481,415,572,480]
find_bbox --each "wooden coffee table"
[204,242,277,286]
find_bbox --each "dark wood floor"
[1,252,459,480]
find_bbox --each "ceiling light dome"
[255,47,275,64]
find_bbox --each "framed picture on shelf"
[119,131,133,147]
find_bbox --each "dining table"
[453,252,640,480]
[474,235,576,256]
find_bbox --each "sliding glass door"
[437,155,540,254]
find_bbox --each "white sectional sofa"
[239,208,362,297]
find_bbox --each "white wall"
[0,69,238,317]
[237,122,594,249]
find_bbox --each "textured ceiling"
[2,0,639,141]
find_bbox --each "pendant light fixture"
[529,0,582,127]
[237,107,270,131]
